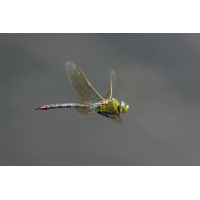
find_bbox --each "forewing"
[66,62,103,103]
[105,70,116,99]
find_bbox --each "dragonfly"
[36,62,129,124]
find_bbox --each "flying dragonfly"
[36,62,129,124]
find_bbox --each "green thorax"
[95,98,119,114]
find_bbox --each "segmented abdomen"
[35,103,98,110]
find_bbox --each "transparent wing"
[74,107,95,117]
[105,70,116,99]
[97,112,122,125]
[66,62,103,103]
[112,114,122,125]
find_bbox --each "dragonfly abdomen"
[36,103,94,110]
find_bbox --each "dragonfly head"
[120,101,129,114]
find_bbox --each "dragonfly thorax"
[120,101,129,114]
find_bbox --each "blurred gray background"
[1,34,200,165]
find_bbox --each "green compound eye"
[120,101,129,114]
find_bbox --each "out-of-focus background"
[1,34,200,165]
